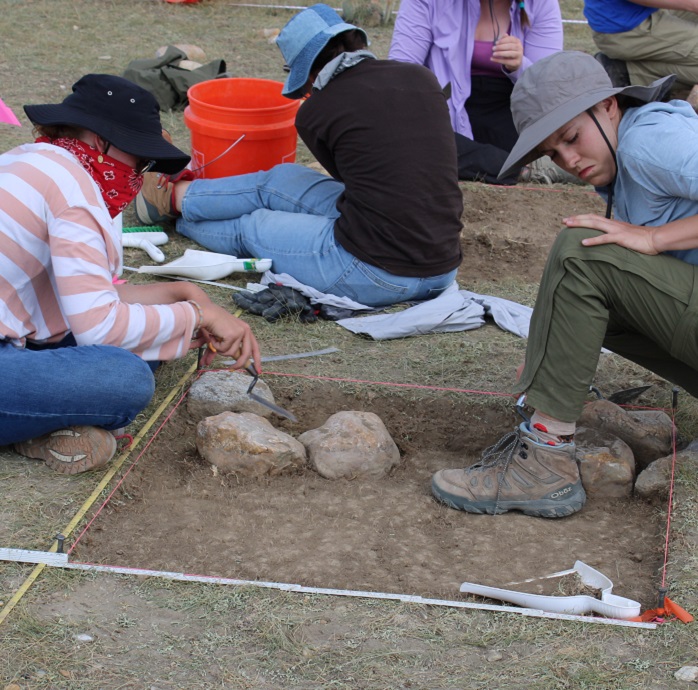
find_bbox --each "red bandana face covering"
[36,136,145,218]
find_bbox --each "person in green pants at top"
[431,49,698,518]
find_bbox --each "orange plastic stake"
[631,597,694,624]
[664,597,694,623]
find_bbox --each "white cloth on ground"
[337,283,533,340]
[258,274,534,340]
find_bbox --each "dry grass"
[2,1,698,688]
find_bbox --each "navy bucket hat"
[24,74,191,175]
[277,3,368,99]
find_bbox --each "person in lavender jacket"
[389,0,562,184]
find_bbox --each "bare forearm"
[115,281,211,306]
[629,0,698,12]
[650,216,698,252]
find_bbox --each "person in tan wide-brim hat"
[432,50,698,519]
[1,73,260,474]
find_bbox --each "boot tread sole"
[432,478,586,519]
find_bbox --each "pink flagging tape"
[0,97,21,126]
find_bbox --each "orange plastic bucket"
[184,78,301,179]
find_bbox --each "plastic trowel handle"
[122,230,169,246]
[230,258,272,273]
[122,236,166,263]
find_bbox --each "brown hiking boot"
[135,128,193,225]
[431,423,586,518]
[135,168,196,224]
[14,426,117,475]
[135,171,178,224]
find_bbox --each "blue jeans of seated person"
[0,335,155,445]
[176,163,457,308]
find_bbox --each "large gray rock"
[197,412,306,477]
[674,666,698,683]
[578,400,673,470]
[574,427,635,498]
[187,371,276,421]
[299,411,400,480]
[635,450,698,502]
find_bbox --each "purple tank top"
[471,39,506,78]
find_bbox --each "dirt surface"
[4,3,698,688]
[75,184,655,614]
[78,375,662,610]
[457,183,605,284]
[2,156,690,690]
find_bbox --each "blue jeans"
[0,336,155,445]
[177,164,457,307]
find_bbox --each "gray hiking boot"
[431,423,586,518]
[14,425,117,475]
[594,52,631,88]
[519,155,585,185]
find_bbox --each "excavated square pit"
[77,379,664,606]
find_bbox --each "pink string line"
[228,369,517,398]
[660,407,679,590]
[227,369,674,411]
[67,364,676,583]
[488,183,599,197]
[67,372,201,555]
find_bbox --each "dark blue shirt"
[583,0,656,33]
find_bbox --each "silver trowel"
[197,344,298,422]
[244,361,298,422]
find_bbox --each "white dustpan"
[138,249,272,281]
[460,560,641,620]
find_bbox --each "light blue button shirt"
[598,100,698,266]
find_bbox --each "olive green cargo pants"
[518,227,698,422]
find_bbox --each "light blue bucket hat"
[277,3,368,99]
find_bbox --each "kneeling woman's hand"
[492,34,523,73]
[190,302,261,370]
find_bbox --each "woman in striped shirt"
[0,74,260,474]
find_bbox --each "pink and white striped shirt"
[0,142,197,360]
